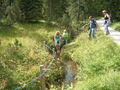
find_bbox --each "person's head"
[102,10,108,15]
[89,16,94,20]
[64,29,67,33]
[56,31,60,36]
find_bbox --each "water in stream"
[64,60,77,86]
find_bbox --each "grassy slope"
[0,21,120,90]
[111,22,120,31]
[62,30,120,90]
[0,21,61,90]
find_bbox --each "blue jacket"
[89,20,96,28]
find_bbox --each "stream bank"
[39,51,78,90]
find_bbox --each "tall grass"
[62,30,120,90]
[0,21,61,90]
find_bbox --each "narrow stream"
[64,60,77,86]
[43,41,78,89]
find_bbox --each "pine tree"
[109,0,120,20]
[0,0,3,19]
[19,0,43,21]
[5,0,22,25]
[44,0,68,21]
[0,0,7,20]
[66,0,80,30]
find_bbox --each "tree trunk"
[77,0,80,31]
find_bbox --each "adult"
[102,10,111,35]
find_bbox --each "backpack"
[93,20,96,28]
[88,20,96,30]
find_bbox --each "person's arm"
[107,14,111,23]
[66,33,69,39]
[94,20,100,31]
[60,35,62,39]
[103,15,105,19]
[54,36,56,41]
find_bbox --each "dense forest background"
[0,0,120,28]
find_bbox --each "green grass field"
[0,21,120,90]
[62,30,120,90]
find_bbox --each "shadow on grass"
[0,21,59,39]
[19,21,59,32]
[0,24,18,38]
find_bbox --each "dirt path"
[97,19,120,46]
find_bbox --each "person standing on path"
[88,16,97,39]
[102,10,111,35]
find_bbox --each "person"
[62,29,69,44]
[54,31,61,47]
[54,31,61,58]
[88,16,97,39]
[102,10,111,35]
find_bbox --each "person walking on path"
[88,16,97,39]
[102,10,111,35]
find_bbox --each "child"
[54,31,61,47]
[62,29,69,44]
[88,16,97,39]
[54,31,61,58]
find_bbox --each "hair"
[102,10,108,13]
[89,16,94,19]
[64,29,67,32]
[55,31,60,36]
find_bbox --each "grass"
[0,20,120,90]
[0,21,62,90]
[111,22,120,31]
[61,30,120,90]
